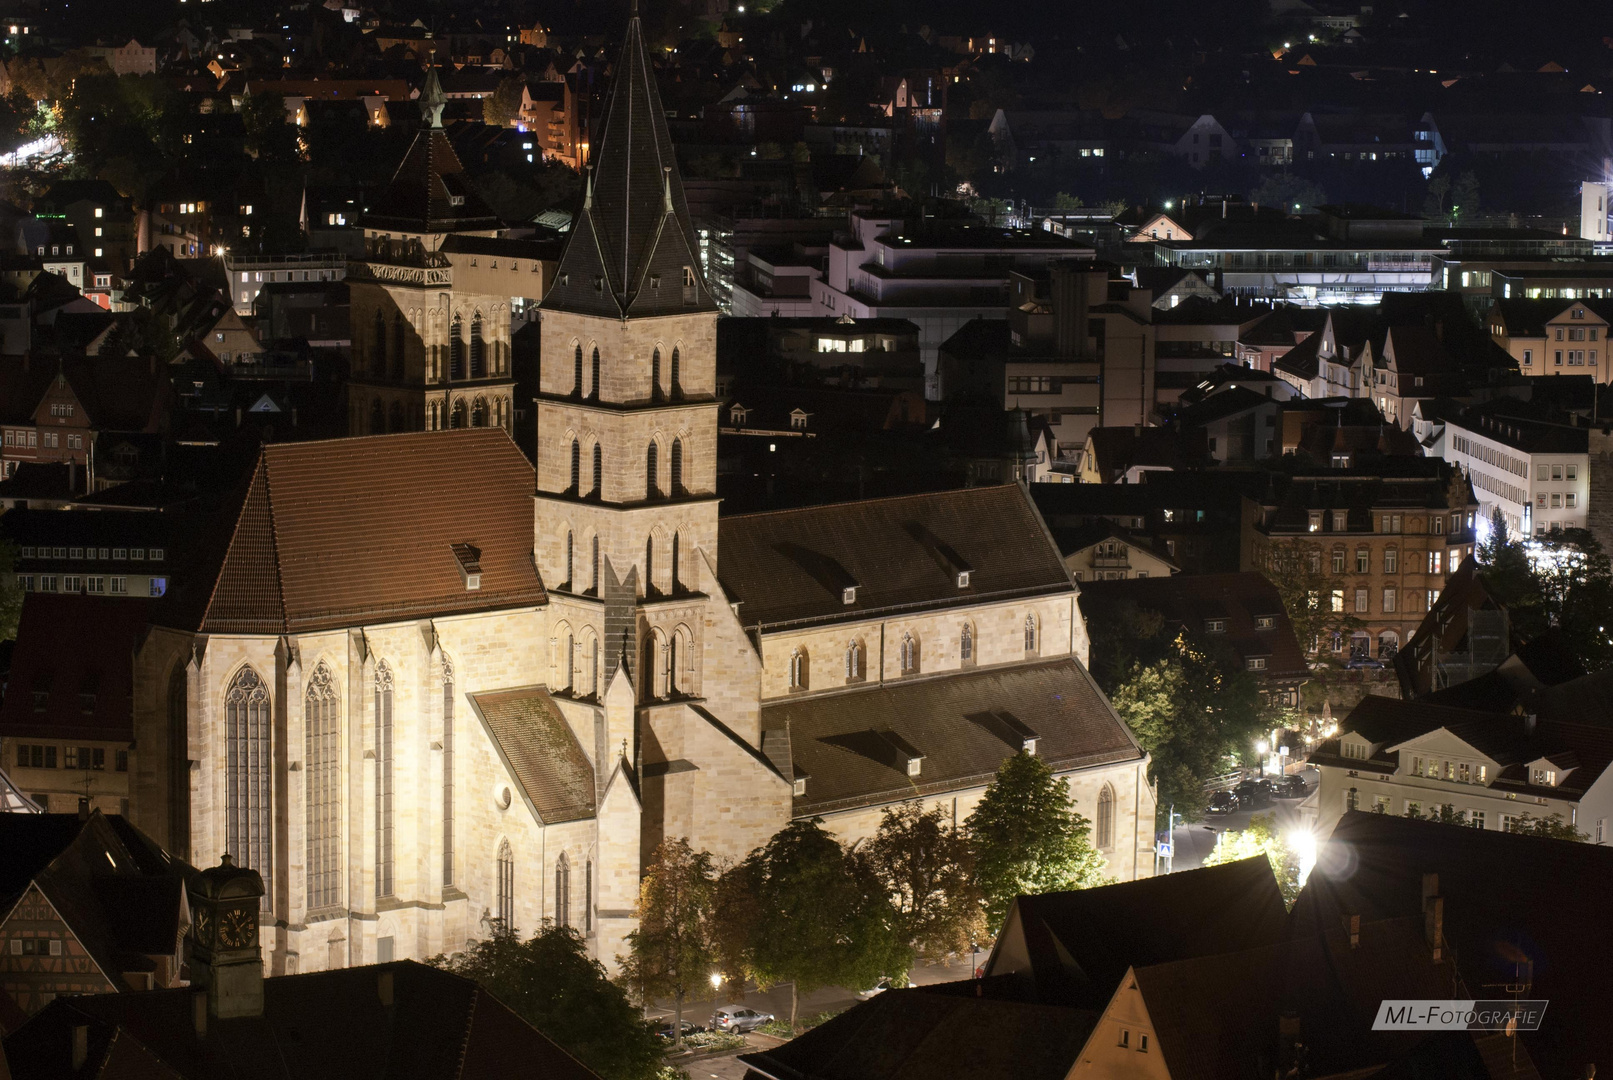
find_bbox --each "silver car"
[713,1006,774,1033]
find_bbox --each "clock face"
[193,907,212,945]
[221,906,257,949]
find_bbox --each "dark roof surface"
[1297,812,1613,1079]
[470,687,596,824]
[542,11,715,319]
[167,430,546,635]
[1,960,599,1080]
[0,595,149,742]
[363,118,500,234]
[718,485,1072,629]
[768,658,1142,817]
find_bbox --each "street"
[1159,766,1317,873]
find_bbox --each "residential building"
[1580,180,1612,243]
[1436,398,1589,535]
[1151,296,1274,406]
[717,315,924,394]
[1171,386,1283,465]
[1243,462,1480,658]
[3,509,176,599]
[1052,520,1179,581]
[0,810,192,1017]
[346,68,516,435]
[1081,572,1309,708]
[1364,325,1468,426]
[0,355,174,480]
[1072,424,1206,484]
[1487,297,1613,384]
[0,597,149,815]
[223,252,346,316]
[1311,681,1613,843]
[1393,557,1513,698]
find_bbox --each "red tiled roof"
[0,595,149,742]
[187,430,546,635]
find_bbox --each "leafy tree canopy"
[864,801,984,959]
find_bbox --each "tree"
[239,88,299,164]
[1261,536,1364,654]
[617,839,716,1050]
[1477,517,1613,674]
[0,539,21,641]
[1250,172,1328,215]
[431,924,663,1080]
[1108,633,1270,820]
[1504,812,1585,842]
[1422,175,1451,221]
[1450,170,1480,222]
[483,76,525,126]
[966,751,1111,934]
[727,820,908,1029]
[1200,812,1304,905]
[1053,191,1084,210]
[862,802,984,960]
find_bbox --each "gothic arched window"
[591,534,600,593]
[471,396,488,428]
[389,400,404,433]
[442,657,456,888]
[592,444,603,497]
[591,347,601,399]
[305,662,340,911]
[496,839,514,931]
[644,536,656,595]
[961,623,974,663]
[846,640,865,682]
[452,399,467,428]
[670,438,683,494]
[470,313,486,378]
[670,346,681,397]
[449,315,465,380]
[900,633,919,674]
[564,529,574,586]
[225,667,271,888]
[555,852,571,928]
[1024,614,1039,655]
[374,663,395,899]
[572,342,583,395]
[569,439,581,491]
[645,442,659,500]
[1096,785,1115,850]
[651,347,662,399]
[670,532,681,594]
[789,647,809,691]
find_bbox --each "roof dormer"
[450,543,482,591]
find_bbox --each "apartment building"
[1436,398,1589,536]
[1487,297,1613,385]
[1243,461,1480,659]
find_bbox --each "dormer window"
[956,570,971,588]
[1255,615,1275,629]
[842,586,857,605]
[682,265,696,287]
[730,404,748,426]
[790,410,809,430]
[650,274,661,290]
[448,195,465,207]
[451,543,482,591]
[1533,767,1556,786]
[792,777,807,796]
[593,275,604,294]
[906,756,922,778]
[1332,510,1347,531]
[1206,619,1226,633]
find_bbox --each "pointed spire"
[420,65,446,128]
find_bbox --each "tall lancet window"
[670,438,683,494]
[670,346,681,398]
[591,534,601,593]
[564,529,574,587]
[225,666,272,898]
[374,663,395,899]
[592,444,603,497]
[572,343,583,395]
[442,658,456,888]
[555,852,572,928]
[569,440,581,492]
[651,347,662,399]
[305,663,341,911]
[671,532,681,594]
[470,313,486,378]
[449,315,465,380]
[591,347,601,399]
[496,839,514,930]
[645,442,659,499]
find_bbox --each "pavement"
[1159,765,1318,873]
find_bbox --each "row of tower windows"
[366,311,503,381]
[568,437,684,499]
[571,343,682,400]
[560,528,687,597]
[786,617,1040,691]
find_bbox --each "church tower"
[348,68,518,435]
[537,4,777,862]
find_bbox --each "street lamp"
[710,971,723,1033]
[1256,739,1270,777]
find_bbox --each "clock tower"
[186,853,266,1019]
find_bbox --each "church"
[125,9,1156,977]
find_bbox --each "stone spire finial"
[662,166,673,214]
[420,65,447,128]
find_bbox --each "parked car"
[653,1018,704,1041]
[1208,789,1239,814]
[1274,774,1309,798]
[857,978,895,1000]
[1346,655,1384,670]
[713,1007,774,1033]
[1234,779,1271,809]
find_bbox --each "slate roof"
[739,987,1097,1080]
[541,8,715,319]
[0,812,191,996]
[987,856,1289,1008]
[0,595,149,743]
[718,485,1072,630]
[165,430,546,635]
[1,960,599,1080]
[469,687,596,824]
[1252,461,1472,535]
[1296,811,1613,1079]
[1082,425,1206,481]
[769,658,1142,817]
[1079,572,1308,682]
[363,70,499,234]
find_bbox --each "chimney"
[378,970,394,1007]
[71,1024,88,1069]
[77,796,90,821]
